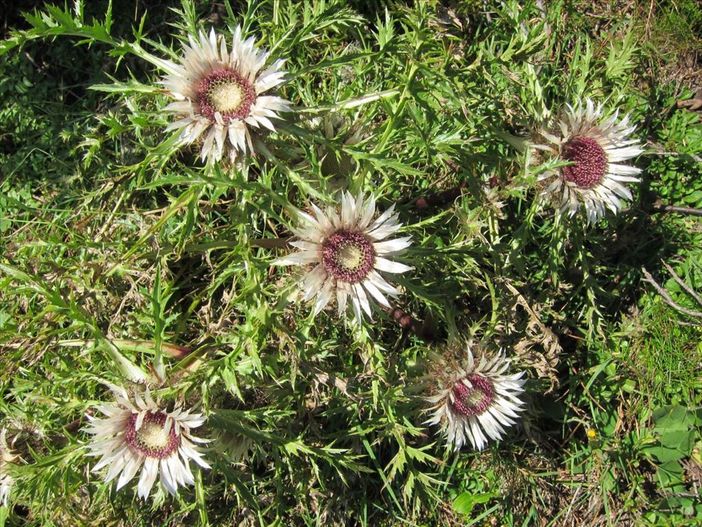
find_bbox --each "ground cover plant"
[1,0,701,525]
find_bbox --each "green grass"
[1,0,701,525]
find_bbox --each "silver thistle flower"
[427,347,526,450]
[161,27,291,164]
[84,385,209,499]
[275,192,413,322]
[532,99,643,223]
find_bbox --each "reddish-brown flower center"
[321,230,376,284]
[450,374,495,417]
[196,68,256,122]
[561,136,608,189]
[124,412,180,459]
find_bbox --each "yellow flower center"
[321,230,376,284]
[338,244,365,271]
[451,375,495,417]
[196,68,256,122]
[464,388,487,407]
[136,420,172,450]
[210,82,245,114]
[125,411,180,459]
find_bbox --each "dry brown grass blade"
[505,283,562,390]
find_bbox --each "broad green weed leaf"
[453,492,496,516]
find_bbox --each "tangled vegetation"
[1,1,701,525]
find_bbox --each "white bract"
[0,429,16,506]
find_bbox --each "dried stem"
[652,204,702,217]
[58,339,192,359]
[250,237,292,249]
[641,266,702,319]
[662,262,702,307]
